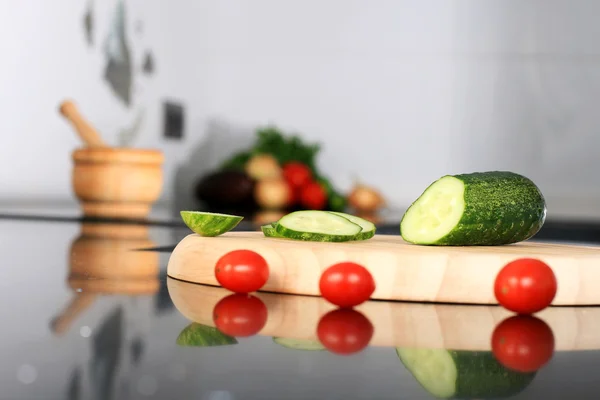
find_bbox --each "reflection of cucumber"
[273,337,325,351]
[176,324,238,347]
[400,171,546,245]
[397,348,536,398]
[180,211,243,237]
[275,210,362,242]
[328,212,376,240]
[261,224,283,238]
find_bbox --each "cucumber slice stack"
[262,210,376,242]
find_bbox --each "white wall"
[3,1,600,217]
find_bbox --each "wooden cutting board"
[167,232,600,305]
[168,278,600,351]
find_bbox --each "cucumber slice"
[397,348,536,398]
[273,337,325,351]
[261,223,283,238]
[275,210,362,242]
[400,171,546,245]
[176,323,238,347]
[180,211,243,237]
[328,212,376,240]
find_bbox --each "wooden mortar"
[60,100,164,219]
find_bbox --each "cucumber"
[261,223,283,238]
[180,211,243,237]
[273,337,325,351]
[400,171,546,245]
[274,210,363,242]
[176,323,238,347]
[397,348,536,398]
[328,212,376,240]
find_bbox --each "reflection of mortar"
[51,223,160,336]
[60,100,164,220]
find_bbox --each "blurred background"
[1,0,599,221]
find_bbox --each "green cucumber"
[273,337,325,351]
[274,210,363,242]
[176,323,238,347]
[400,171,546,245]
[180,211,243,237]
[261,223,283,238]
[328,212,376,240]
[397,348,536,398]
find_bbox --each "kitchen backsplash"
[2,0,599,216]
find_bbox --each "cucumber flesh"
[275,210,362,242]
[273,337,325,351]
[328,211,376,240]
[397,348,457,398]
[180,211,243,237]
[401,176,465,245]
[401,171,546,246]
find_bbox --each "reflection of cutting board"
[167,232,600,305]
[167,278,600,351]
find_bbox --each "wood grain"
[167,232,600,305]
[168,278,600,351]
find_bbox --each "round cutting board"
[168,278,600,351]
[166,232,600,305]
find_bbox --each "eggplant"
[194,170,257,211]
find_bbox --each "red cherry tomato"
[317,308,374,355]
[319,262,376,308]
[213,293,268,337]
[283,162,312,189]
[300,181,328,210]
[494,258,557,314]
[491,315,555,373]
[215,249,269,293]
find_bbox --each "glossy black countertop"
[2,203,600,400]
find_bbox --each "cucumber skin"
[176,323,238,347]
[261,224,283,238]
[180,212,243,237]
[450,351,536,398]
[398,349,536,399]
[275,211,362,242]
[402,171,546,246]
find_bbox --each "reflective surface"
[2,207,600,399]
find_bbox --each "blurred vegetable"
[300,181,328,210]
[245,154,282,180]
[254,178,292,209]
[195,170,256,209]
[347,183,385,213]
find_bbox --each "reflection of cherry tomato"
[319,262,376,308]
[215,249,269,293]
[283,162,312,189]
[494,258,557,314]
[213,294,268,337]
[491,315,555,373]
[300,182,327,210]
[317,308,374,355]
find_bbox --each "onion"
[254,178,291,210]
[347,183,385,213]
[245,154,282,180]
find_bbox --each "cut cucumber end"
[401,176,465,245]
[328,211,376,240]
[397,347,457,398]
[180,211,243,237]
[261,223,283,238]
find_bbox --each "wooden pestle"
[59,100,107,147]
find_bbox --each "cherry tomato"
[213,293,268,337]
[494,258,557,314]
[300,181,328,210]
[317,308,374,355]
[215,249,269,293]
[282,162,312,189]
[319,262,376,308]
[491,315,555,373]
